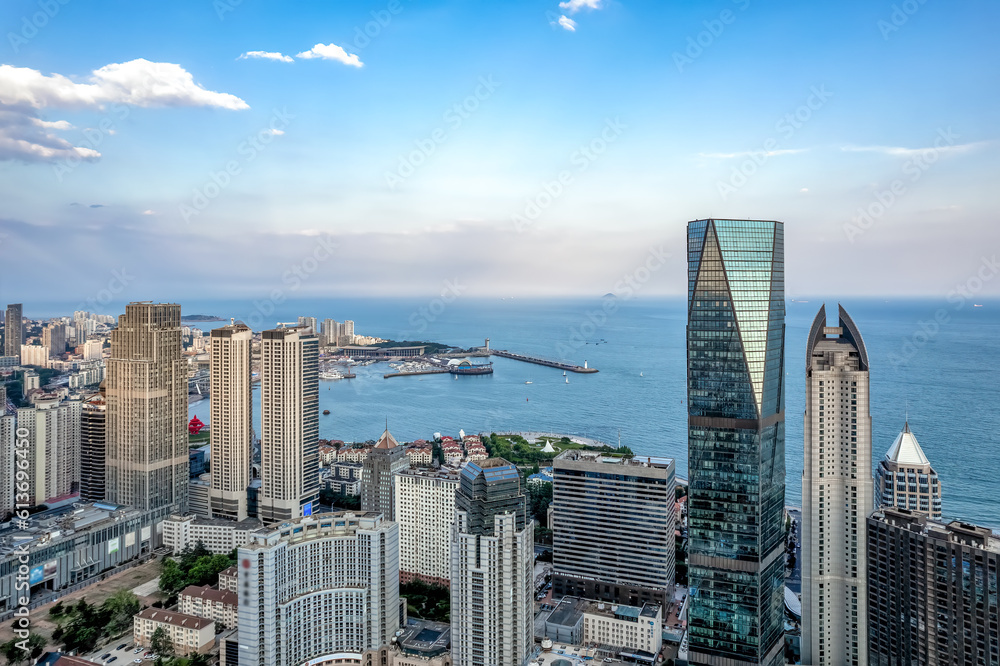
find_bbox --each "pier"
[384,368,450,379]
[491,350,598,373]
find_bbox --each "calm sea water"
[40,295,997,527]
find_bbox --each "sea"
[34,295,1000,528]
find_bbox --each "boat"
[525,381,533,385]
[322,409,330,415]
[454,375,458,380]
[640,372,644,377]
[565,377,569,384]
[562,371,566,376]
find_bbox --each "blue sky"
[1,0,998,304]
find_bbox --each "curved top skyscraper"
[686,219,786,666]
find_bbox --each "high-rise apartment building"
[83,338,103,361]
[394,466,459,586]
[259,326,319,523]
[209,323,254,521]
[16,395,81,505]
[42,323,66,358]
[801,305,873,666]
[362,428,408,522]
[237,512,400,665]
[686,219,786,666]
[867,507,999,666]
[451,459,534,666]
[552,450,676,606]
[4,304,23,360]
[342,319,355,345]
[20,345,49,367]
[80,389,107,502]
[320,318,338,345]
[296,316,318,335]
[0,415,16,519]
[105,302,188,512]
[876,422,941,519]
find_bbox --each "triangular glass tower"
[686,219,786,666]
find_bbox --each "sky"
[1,0,998,305]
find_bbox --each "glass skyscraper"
[686,219,786,666]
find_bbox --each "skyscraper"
[259,326,319,523]
[802,305,873,666]
[209,322,254,521]
[3,304,23,360]
[394,466,459,587]
[362,427,408,522]
[552,450,676,606]
[42,322,66,358]
[876,422,942,519]
[105,302,188,512]
[80,388,107,502]
[0,415,16,520]
[451,458,534,666]
[685,219,786,666]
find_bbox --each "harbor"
[491,349,598,373]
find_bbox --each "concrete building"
[405,446,433,466]
[22,370,40,397]
[544,597,663,658]
[217,565,238,592]
[395,466,459,586]
[20,344,49,367]
[16,395,81,506]
[320,318,338,345]
[178,584,239,629]
[685,219,786,666]
[0,415,15,520]
[260,326,319,522]
[297,316,318,335]
[552,450,676,606]
[450,459,534,666]
[161,514,261,554]
[876,422,942,520]
[42,323,66,358]
[801,305,873,666]
[105,302,188,512]
[80,390,107,502]
[237,512,400,665]
[362,427,408,521]
[4,304,22,360]
[322,460,363,496]
[133,608,215,655]
[210,322,254,521]
[83,338,103,361]
[189,474,212,519]
[867,508,999,666]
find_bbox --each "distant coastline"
[181,314,224,322]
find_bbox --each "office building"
[16,395,81,505]
[362,427,408,521]
[80,389,107,502]
[801,305,873,666]
[867,508,999,666]
[105,302,188,512]
[209,322,254,521]
[395,466,459,586]
[875,422,942,519]
[237,512,400,665]
[685,219,786,666]
[552,450,676,606]
[451,459,534,666]
[4,304,22,360]
[42,323,66,358]
[259,326,319,523]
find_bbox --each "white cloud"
[296,43,364,67]
[238,51,294,63]
[0,59,247,163]
[840,142,987,157]
[557,15,578,31]
[559,0,602,13]
[142,209,156,215]
[264,128,284,136]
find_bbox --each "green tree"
[103,589,141,635]
[150,626,174,660]
[159,558,186,596]
[0,633,45,666]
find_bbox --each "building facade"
[4,304,22,360]
[260,326,319,523]
[362,428,408,521]
[450,459,534,666]
[178,584,239,629]
[0,415,15,520]
[80,390,107,502]
[552,450,676,606]
[395,467,459,586]
[867,508,999,666]
[105,302,188,512]
[237,512,400,666]
[801,305,873,666]
[210,323,254,521]
[43,323,66,358]
[875,422,941,520]
[686,219,786,666]
[16,395,81,505]
[20,344,49,367]
[133,608,215,655]
[161,514,261,554]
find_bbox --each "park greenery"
[480,433,632,466]
[400,581,450,622]
[159,543,237,601]
[47,590,141,654]
[319,488,361,510]
[0,633,45,666]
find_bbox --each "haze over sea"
[37,296,1000,528]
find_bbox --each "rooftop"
[884,421,930,466]
[179,584,238,606]
[873,507,1000,553]
[135,607,214,630]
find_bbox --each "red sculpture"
[188,416,205,435]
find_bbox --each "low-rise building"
[583,600,662,657]
[133,608,215,655]
[323,461,364,496]
[527,467,554,485]
[338,445,372,463]
[162,514,262,555]
[179,584,238,629]
[406,446,433,466]
[217,566,238,592]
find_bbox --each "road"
[785,507,802,595]
[86,641,148,665]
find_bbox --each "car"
[134,648,143,654]
[102,654,111,660]
[134,660,143,664]
[149,656,159,660]
[107,659,117,664]
[144,653,153,658]
[117,644,128,651]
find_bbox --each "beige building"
[0,416,15,519]
[260,326,319,522]
[209,322,254,520]
[405,446,433,466]
[105,302,188,512]
[395,467,459,586]
[133,608,214,655]
[217,565,237,592]
[178,584,238,629]
[583,601,663,656]
[20,344,49,367]
[16,395,81,506]
[876,422,941,519]
[802,305,873,666]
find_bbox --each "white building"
[162,514,261,554]
[583,601,663,656]
[209,323,254,521]
[802,305,874,666]
[237,512,400,666]
[83,338,103,361]
[875,422,942,519]
[134,608,214,655]
[395,467,458,587]
[0,416,16,519]
[20,344,49,367]
[16,395,81,506]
